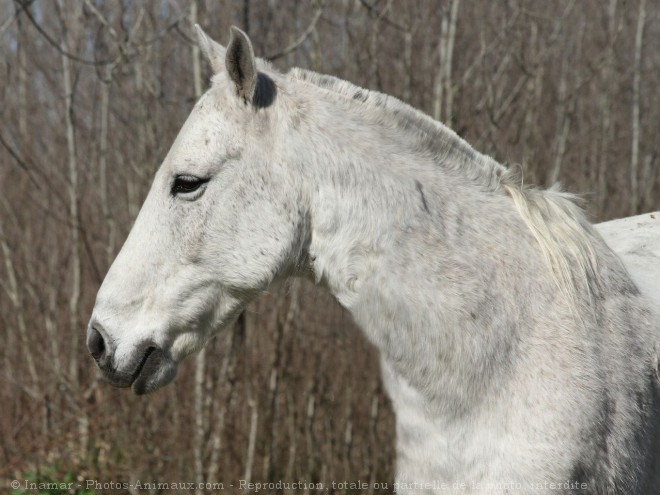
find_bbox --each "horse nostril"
[87,325,106,361]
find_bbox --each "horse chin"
[130,348,178,395]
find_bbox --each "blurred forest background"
[1,0,659,493]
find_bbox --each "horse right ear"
[225,26,257,104]
[195,25,226,74]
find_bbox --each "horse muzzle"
[86,322,177,395]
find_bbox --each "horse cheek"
[209,196,296,291]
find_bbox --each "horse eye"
[172,175,209,196]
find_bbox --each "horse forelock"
[287,67,604,304]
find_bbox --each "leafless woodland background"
[1,0,659,493]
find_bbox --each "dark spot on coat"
[569,460,591,489]
[253,73,276,108]
[353,90,368,102]
[415,180,430,214]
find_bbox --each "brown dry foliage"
[1,1,658,493]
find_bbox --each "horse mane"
[288,67,602,302]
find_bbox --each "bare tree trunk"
[60,13,81,387]
[366,394,379,495]
[304,392,316,495]
[193,349,206,491]
[433,8,447,121]
[262,365,279,479]
[207,329,236,481]
[284,390,298,491]
[190,4,207,492]
[58,0,87,462]
[444,0,460,127]
[243,0,250,34]
[38,222,63,386]
[549,16,585,187]
[191,0,203,100]
[16,10,27,148]
[244,394,259,484]
[597,0,617,217]
[342,387,353,487]
[548,57,570,185]
[522,21,543,176]
[433,0,460,124]
[128,61,145,220]
[99,67,116,267]
[0,220,38,388]
[263,282,299,479]
[44,251,62,378]
[641,153,655,209]
[630,0,646,214]
[368,0,391,89]
[207,401,228,482]
[402,29,412,103]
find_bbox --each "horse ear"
[225,26,257,103]
[195,24,226,74]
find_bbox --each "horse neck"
[293,106,546,417]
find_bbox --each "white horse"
[88,26,660,494]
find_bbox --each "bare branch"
[0,0,35,36]
[16,0,117,65]
[267,4,324,61]
[359,0,406,32]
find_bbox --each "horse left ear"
[195,25,226,75]
[226,26,257,103]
